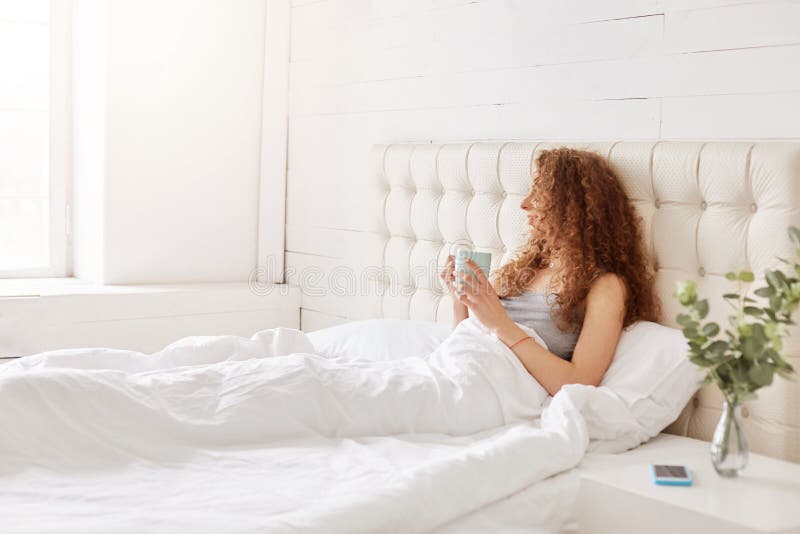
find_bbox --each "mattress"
[0,322,703,532]
[0,430,696,534]
[0,420,580,533]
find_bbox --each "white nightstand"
[576,435,800,534]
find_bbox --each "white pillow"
[596,321,704,443]
[307,319,452,361]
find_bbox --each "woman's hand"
[439,254,458,294]
[440,255,468,324]
[455,259,515,334]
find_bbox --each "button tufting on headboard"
[375,140,800,463]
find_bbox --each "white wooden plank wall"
[0,284,302,357]
[285,0,800,329]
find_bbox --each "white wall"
[0,281,300,358]
[285,0,800,328]
[73,0,270,284]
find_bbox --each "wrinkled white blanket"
[0,318,642,533]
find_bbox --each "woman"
[6,149,661,448]
[440,148,660,397]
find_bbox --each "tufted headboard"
[376,141,800,462]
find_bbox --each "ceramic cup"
[453,248,492,292]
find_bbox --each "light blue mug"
[454,248,492,291]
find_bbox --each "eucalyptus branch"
[675,227,799,404]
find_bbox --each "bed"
[373,140,800,530]
[1,141,798,533]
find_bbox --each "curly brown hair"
[491,147,660,331]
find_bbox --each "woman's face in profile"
[520,190,542,228]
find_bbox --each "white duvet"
[0,318,644,533]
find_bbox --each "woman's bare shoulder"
[586,273,627,309]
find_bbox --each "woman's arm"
[457,261,626,396]
[452,301,469,329]
[494,274,626,395]
[439,254,469,329]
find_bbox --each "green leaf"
[689,355,715,367]
[676,313,693,327]
[675,280,698,306]
[722,293,739,299]
[762,348,780,363]
[754,287,774,298]
[788,226,800,247]
[738,323,753,338]
[695,299,710,319]
[775,354,792,368]
[703,323,720,336]
[732,365,750,385]
[765,321,779,338]
[682,326,700,339]
[749,364,776,387]
[751,323,767,344]
[707,340,728,356]
[766,270,781,288]
[791,281,800,298]
[739,271,755,282]
[725,272,738,281]
[773,270,790,291]
[742,336,764,359]
[744,306,764,316]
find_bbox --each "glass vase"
[710,400,749,477]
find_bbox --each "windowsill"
[0,277,130,297]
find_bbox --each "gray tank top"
[500,292,580,361]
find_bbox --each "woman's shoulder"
[586,272,628,306]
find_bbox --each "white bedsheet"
[0,319,648,533]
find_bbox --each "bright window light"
[0,0,67,277]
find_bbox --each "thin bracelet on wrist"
[508,335,533,350]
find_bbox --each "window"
[0,0,69,277]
